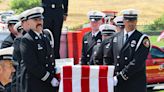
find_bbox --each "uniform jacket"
[20,30,56,92]
[1,33,15,48]
[42,0,68,59]
[13,30,53,92]
[81,31,102,65]
[0,83,6,92]
[94,38,114,65]
[111,30,150,92]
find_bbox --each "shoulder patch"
[143,38,150,48]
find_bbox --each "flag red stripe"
[81,66,90,92]
[63,66,72,92]
[99,66,108,92]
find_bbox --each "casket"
[59,65,114,92]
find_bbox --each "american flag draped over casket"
[59,65,115,92]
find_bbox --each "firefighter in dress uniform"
[81,11,105,65]
[0,47,16,92]
[13,9,34,92]
[1,15,19,92]
[13,7,55,92]
[42,0,68,59]
[111,9,150,92]
[20,7,59,92]
[94,24,116,65]
[1,16,19,48]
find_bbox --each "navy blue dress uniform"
[1,16,19,49]
[12,22,23,59]
[12,22,25,92]
[94,24,116,65]
[0,16,19,92]
[42,0,68,59]
[0,83,6,92]
[13,10,31,92]
[111,9,150,92]
[81,31,102,65]
[1,33,15,49]
[81,11,105,65]
[13,8,56,92]
[20,7,58,92]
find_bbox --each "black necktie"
[126,33,129,41]
[40,33,44,39]
[92,35,96,40]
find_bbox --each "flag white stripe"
[108,78,114,92]
[59,67,64,92]
[107,66,115,92]
[90,66,99,92]
[107,66,115,77]
[72,65,81,92]
[58,65,115,92]
[59,80,63,92]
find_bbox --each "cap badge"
[37,44,43,50]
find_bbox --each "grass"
[64,0,164,29]
[0,0,164,29]
[150,36,164,47]
[148,90,164,92]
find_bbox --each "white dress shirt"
[123,29,135,43]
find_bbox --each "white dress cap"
[26,7,44,20]
[99,24,116,35]
[19,9,30,21]
[120,9,139,20]
[6,15,19,24]
[87,10,105,22]
[113,16,124,26]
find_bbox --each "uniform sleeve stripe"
[120,72,128,80]
[135,34,148,51]
[41,71,50,81]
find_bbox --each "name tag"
[38,44,43,50]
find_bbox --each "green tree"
[144,14,164,32]
[10,0,41,13]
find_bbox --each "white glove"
[51,78,59,87]
[113,76,118,86]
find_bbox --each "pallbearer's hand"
[51,78,59,87]
[113,76,118,86]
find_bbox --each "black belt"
[42,4,63,9]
